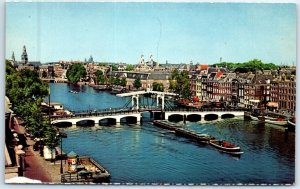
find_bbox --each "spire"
[11,51,15,62]
[21,45,28,64]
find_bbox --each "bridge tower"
[132,94,139,110]
[156,93,164,110]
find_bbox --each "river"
[48,83,295,185]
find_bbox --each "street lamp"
[16,145,25,176]
[57,131,67,174]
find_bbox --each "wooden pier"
[61,156,110,183]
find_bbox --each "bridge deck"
[116,90,177,97]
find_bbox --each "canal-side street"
[50,83,295,185]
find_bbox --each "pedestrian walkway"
[24,139,51,182]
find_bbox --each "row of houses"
[190,67,296,114]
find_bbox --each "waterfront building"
[277,73,296,114]
[236,73,247,108]
[269,77,279,111]
[148,72,171,92]
[201,74,208,101]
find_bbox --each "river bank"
[14,118,68,183]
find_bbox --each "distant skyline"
[6,2,296,65]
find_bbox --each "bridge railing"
[50,108,139,120]
[164,107,247,112]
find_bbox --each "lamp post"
[16,145,25,176]
[57,131,67,174]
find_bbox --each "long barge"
[153,120,215,143]
[153,120,243,156]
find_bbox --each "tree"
[152,82,164,92]
[111,64,118,71]
[66,63,87,84]
[125,64,134,71]
[133,78,142,89]
[168,79,176,92]
[42,71,48,78]
[95,70,105,84]
[5,60,58,148]
[171,70,190,98]
[114,77,121,86]
[108,77,115,85]
[120,78,127,87]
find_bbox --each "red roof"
[216,71,223,78]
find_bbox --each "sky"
[6,2,296,65]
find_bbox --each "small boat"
[264,118,287,126]
[209,140,243,155]
[249,114,259,121]
[287,117,295,131]
[69,90,79,94]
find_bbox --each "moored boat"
[264,118,287,126]
[249,114,259,121]
[287,117,295,131]
[209,139,243,155]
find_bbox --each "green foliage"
[120,78,127,87]
[42,71,47,78]
[213,59,278,73]
[125,64,134,71]
[66,63,87,83]
[95,70,105,84]
[5,60,58,147]
[152,82,164,92]
[114,77,121,86]
[168,79,176,92]
[171,70,190,98]
[133,78,142,89]
[6,60,15,75]
[108,77,115,85]
[111,64,118,71]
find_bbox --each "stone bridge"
[165,110,244,122]
[51,111,141,126]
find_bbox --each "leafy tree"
[168,79,176,92]
[125,64,134,71]
[95,70,105,84]
[213,59,278,73]
[133,78,142,89]
[152,82,164,92]
[111,64,118,71]
[171,70,190,98]
[66,63,87,83]
[114,77,121,86]
[108,76,115,85]
[120,78,127,87]
[5,60,58,148]
[42,71,48,78]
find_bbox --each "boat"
[69,90,78,94]
[174,128,215,143]
[209,140,243,155]
[249,114,259,121]
[264,118,287,126]
[287,117,295,131]
[249,114,287,126]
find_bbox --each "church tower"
[11,51,15,62]
[21,45,28,65]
